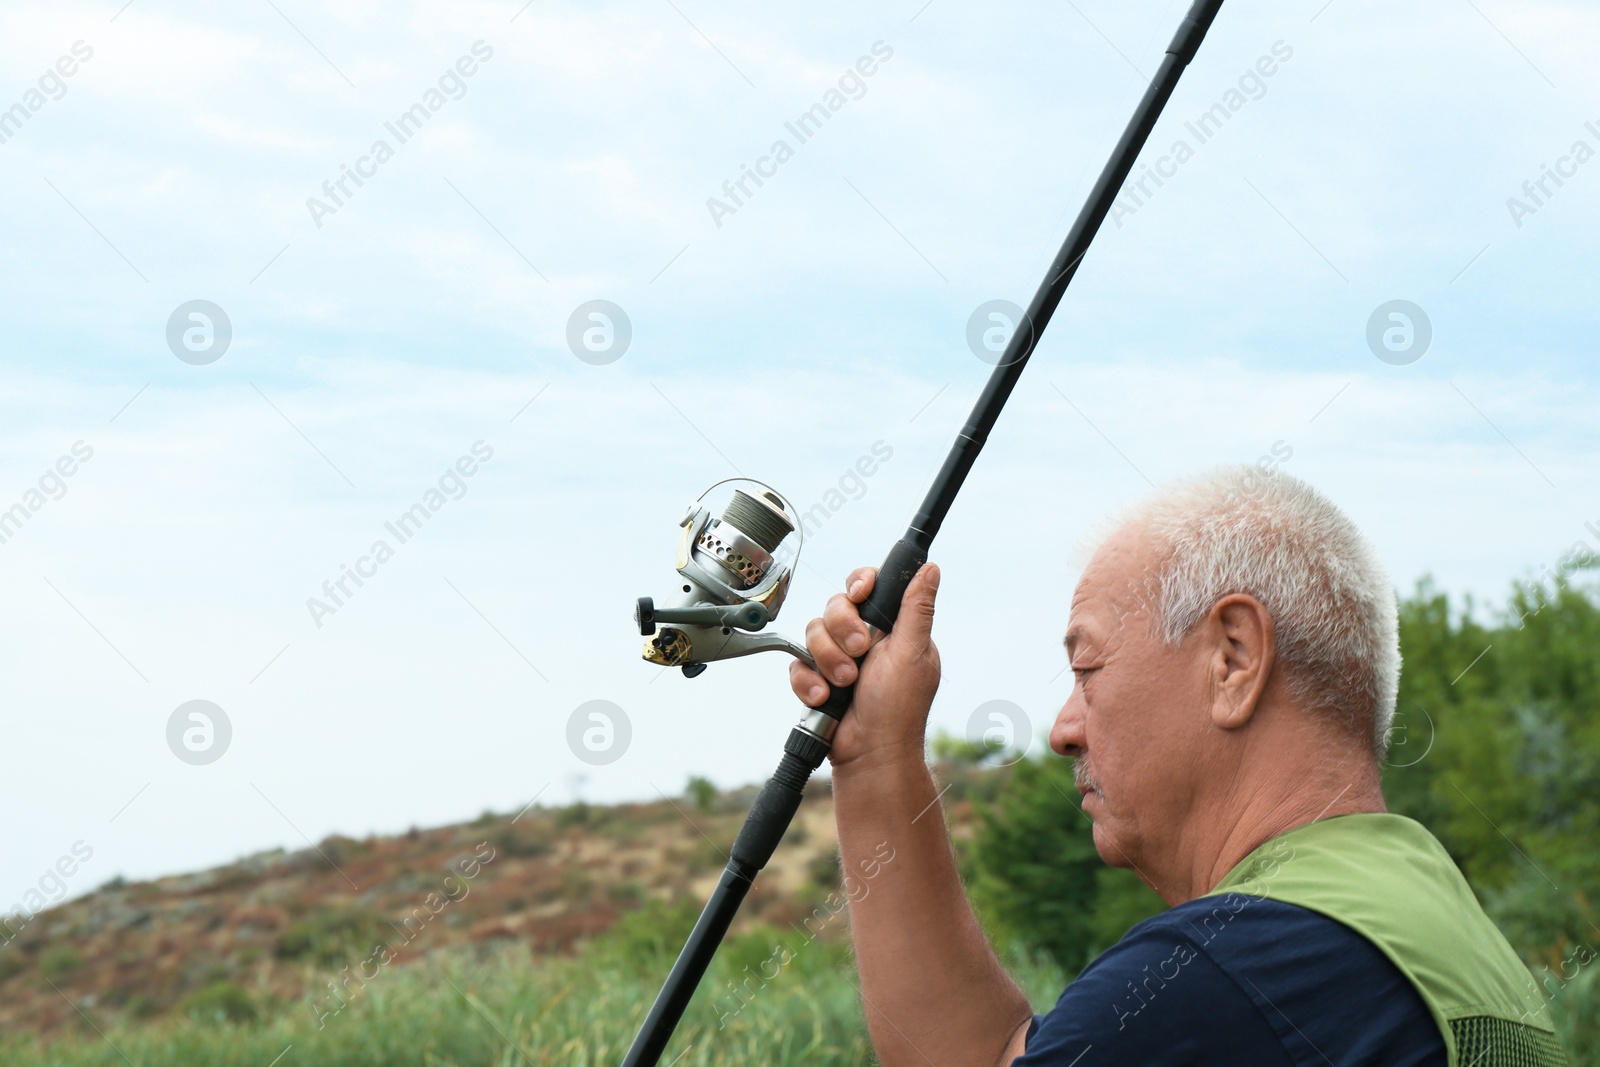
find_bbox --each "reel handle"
[818,537,928,719]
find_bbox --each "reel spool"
[634,479,815,678]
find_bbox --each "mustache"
[1073,759,1099,795]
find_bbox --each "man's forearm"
[833,750,1033,1067]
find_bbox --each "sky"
[1,0,1597,904]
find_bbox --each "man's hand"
[787,562,942,772]
[802,561,1032,1066]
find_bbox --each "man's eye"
[1072,666,1098,683]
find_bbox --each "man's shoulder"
[1013,896,1447,1066]
[1134,886,1334,954]
[1220,812,1550,1030]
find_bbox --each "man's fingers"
[807,615,858,688]
[890,563,940,654]
[823,590,873,662]
[788,658,830,706]
[845,567,876,602]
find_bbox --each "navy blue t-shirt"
[1014,893,1448,1066]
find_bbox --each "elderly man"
[789,466,1566,1067]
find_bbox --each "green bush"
[967,754,1103,972]
[182,982,257,1025]
[1548,964,1600,1063]
[1385,572,1600,983]
[607,880,646,909]
[687,775,718,812]
[590,897,700,965]
[273,909,384,966]
[717,924,795,982]
[489,823,552,858]
[556,801,592,828]
[929,732,994,766]
[127,993,167,1019]
[1089,865,1165,954]
[804,850,842,893]
[38,945,82,982]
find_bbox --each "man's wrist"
[830,739,929,783]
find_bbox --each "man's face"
[1050,523,1212,881]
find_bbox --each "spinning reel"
[634,480,816,679]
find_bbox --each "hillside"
[3,577,1598,1064]
[0,780,873,1036]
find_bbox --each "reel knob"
[635,596,656,636]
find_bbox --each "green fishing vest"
[1210,813,1567,1067]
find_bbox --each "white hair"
[1118,465,1400,757]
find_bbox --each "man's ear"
[1204,593,1275,731]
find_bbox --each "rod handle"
[731,729,829,870]
[818,537,928,719]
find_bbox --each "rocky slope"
[0,781,851,1035]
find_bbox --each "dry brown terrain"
[0,781,869,1035]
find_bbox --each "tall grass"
[4,919,1590,1065]
[0,921,1064,1067]
[1549,965,1600,1062]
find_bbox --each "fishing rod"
[623,2,1226,1062]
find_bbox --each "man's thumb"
[894,563,939,648]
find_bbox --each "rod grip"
[730,729,828,871]
[817,537,927,719]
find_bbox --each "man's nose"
[1050,692,1086,758]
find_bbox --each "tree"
[968,754,1106,972]
[686,775,718,813]
[1385,568,1600,964]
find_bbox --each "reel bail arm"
[634,481,817,678]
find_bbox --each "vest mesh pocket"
[1449,1016,1569,1067]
